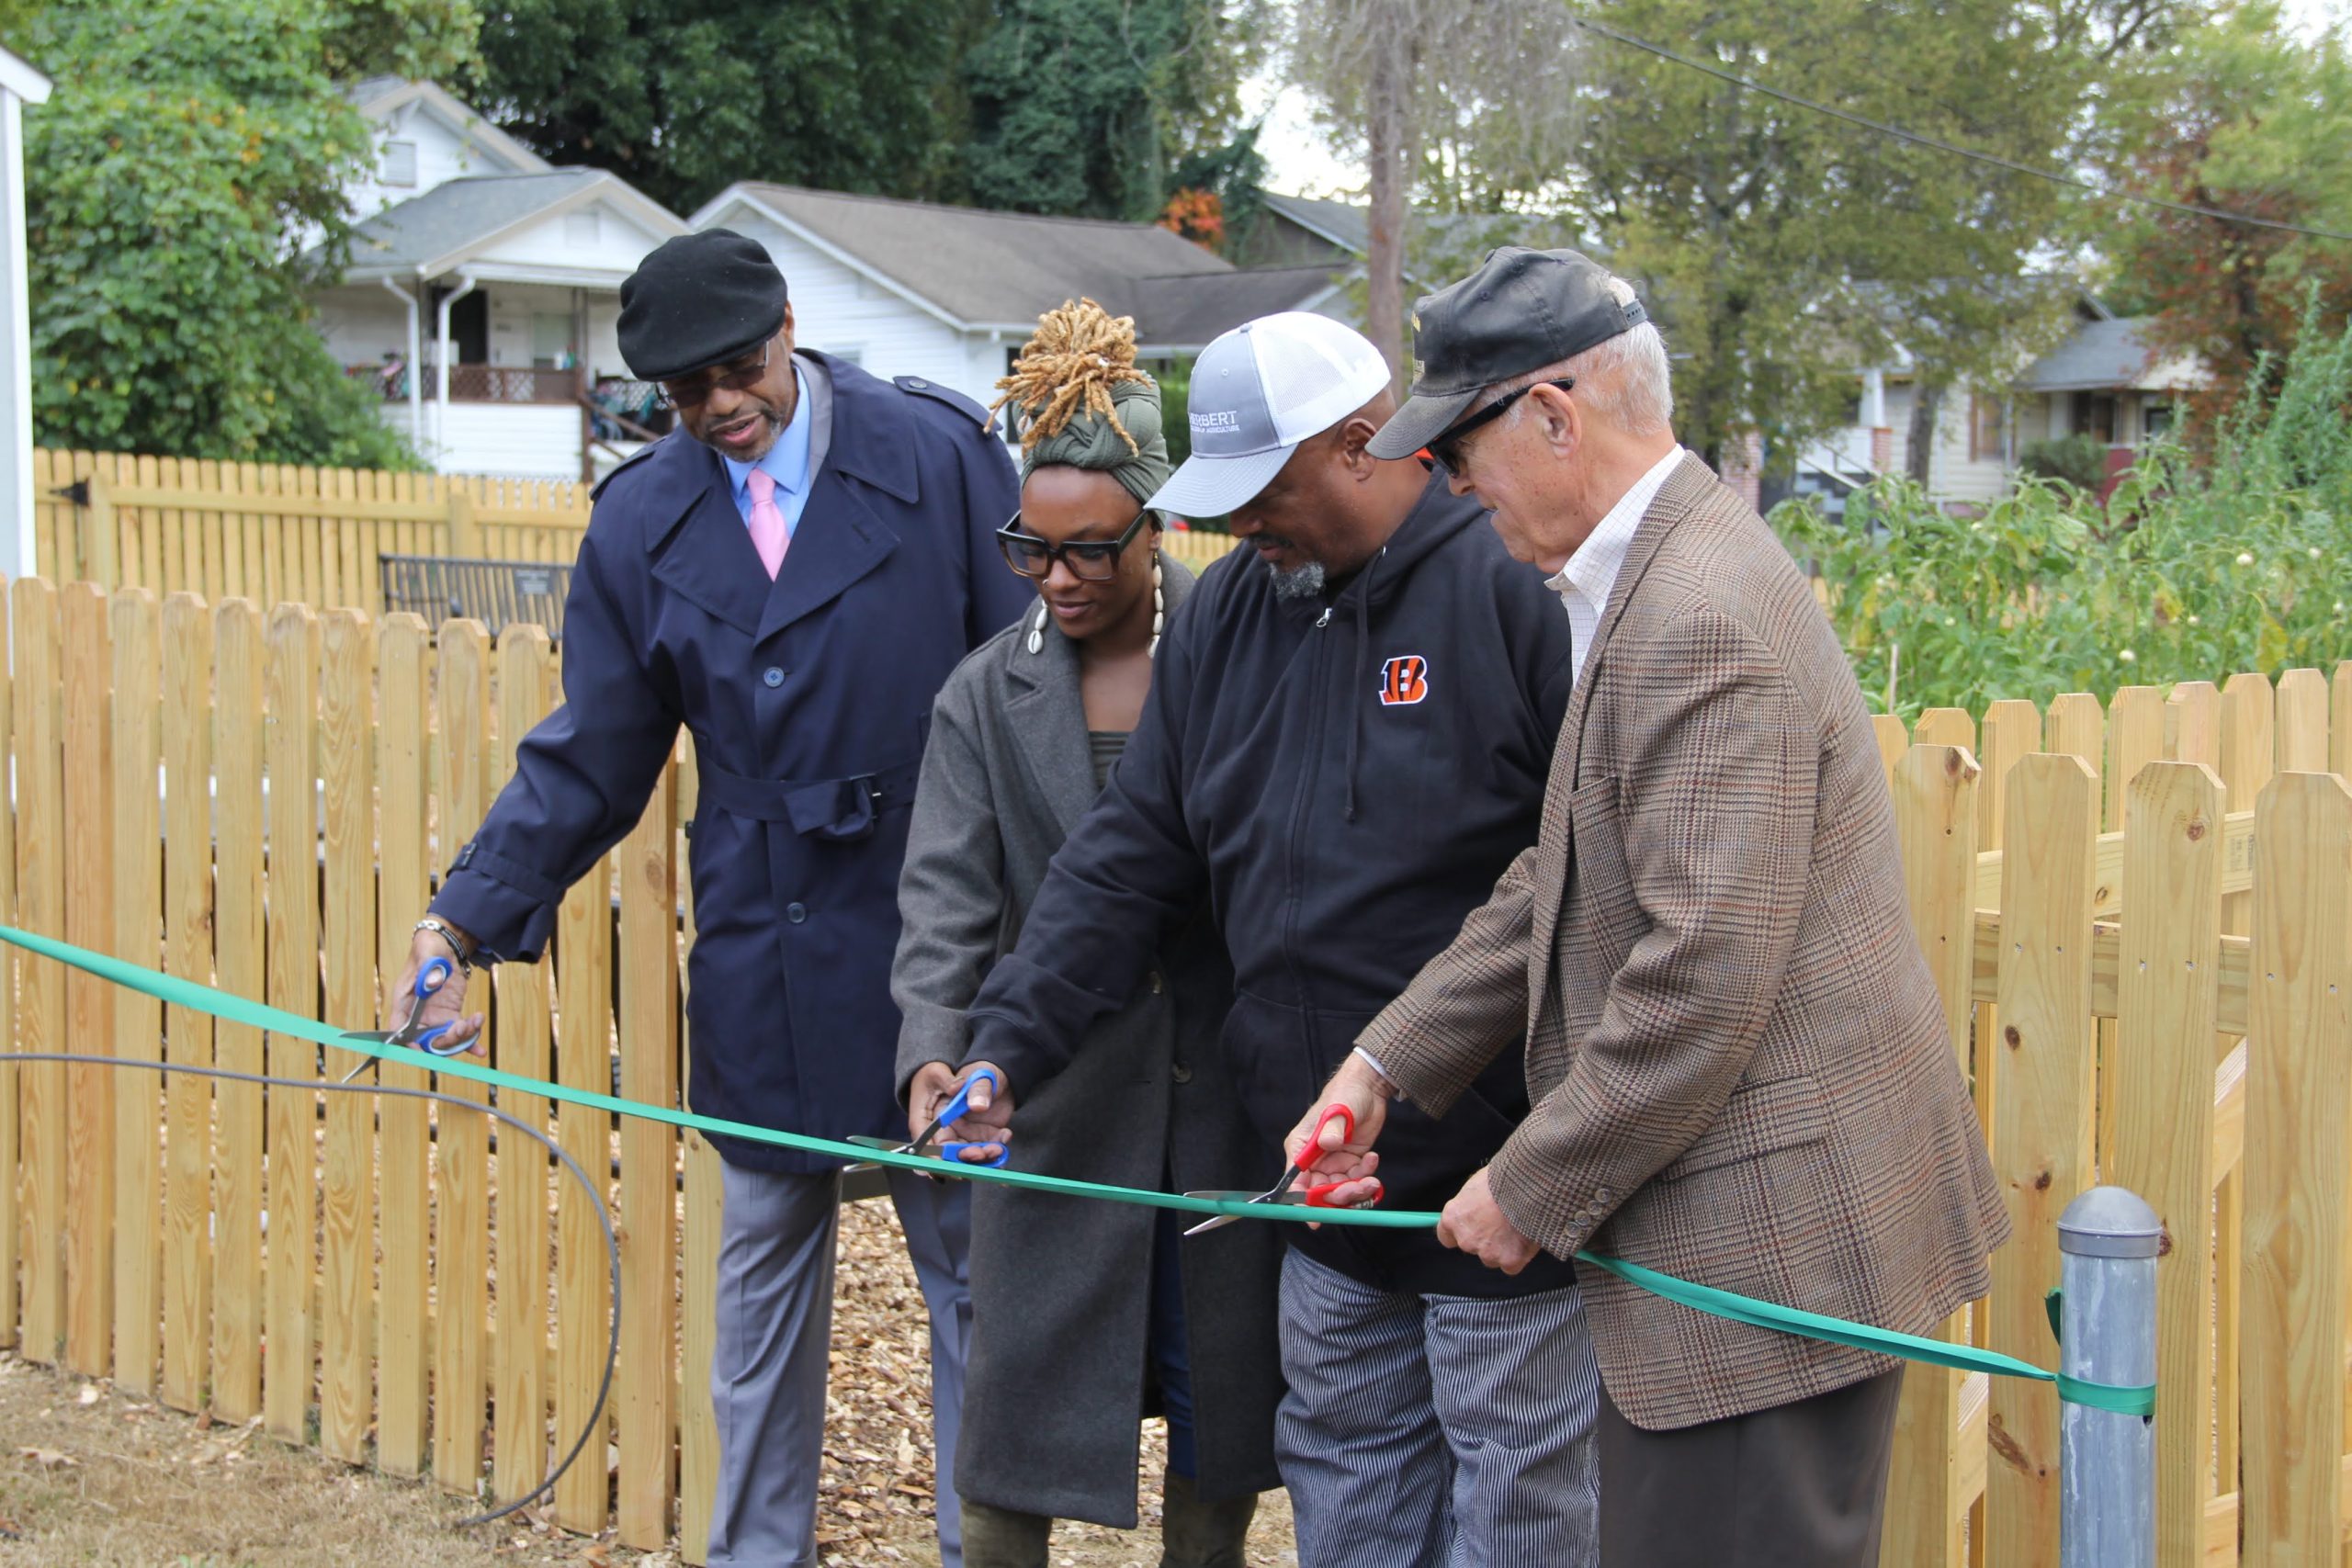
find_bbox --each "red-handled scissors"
[1182,1103,1382,1235]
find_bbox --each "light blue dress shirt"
[720,362,816,540]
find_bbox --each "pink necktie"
[746,468,789,580]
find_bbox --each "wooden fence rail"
[1,576,2346,1564]
[29,449,1244,615]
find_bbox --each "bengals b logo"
[1378,655,1430,706]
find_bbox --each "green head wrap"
[1020,378,1171,509]
[994,299,1172,509]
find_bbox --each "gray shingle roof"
[2020,317,2176,392]
[336,170,611,276]
[1259,194,1370,255]
[1123,265,1348,349]
[721,184,1234,329]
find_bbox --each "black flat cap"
[1368,246,1648,458]
[617,230,790,382]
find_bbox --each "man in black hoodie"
[940,313,1600,1566]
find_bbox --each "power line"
[1570,14,2352,243]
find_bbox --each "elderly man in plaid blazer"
[1285,247,2008,1567]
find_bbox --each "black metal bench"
[379,554,572,641]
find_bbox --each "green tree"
[1283,0,1585,384]
[963,0,1265,220]
[463,0,991,216]
[1566,0,2090,470]
[2098,3,2352,416]
[25,0,473,465]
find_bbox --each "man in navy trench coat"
[390,231,1029,1567]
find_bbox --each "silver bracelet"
[413,917,476,972]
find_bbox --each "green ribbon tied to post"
[0,923,2153,1418]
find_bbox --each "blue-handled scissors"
[846,1065,1011,1170]
[337,955,469,1083]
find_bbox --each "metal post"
[2058,1185,2159,1568]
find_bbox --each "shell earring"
[1148,550,1165,658]
[1026,598,1047,654]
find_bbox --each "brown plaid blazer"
[1360,453,2007,1430]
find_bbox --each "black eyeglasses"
[1429,378,1576,474]
[996,507,1154,581]
[656,342,772,411]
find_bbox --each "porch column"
[1863,367,1892,475]
[0,50,54,582]
[434,274,478,469]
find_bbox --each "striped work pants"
[1275,1247,1602,1568]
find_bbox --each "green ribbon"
[0,923,2153,1415]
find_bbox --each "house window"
[380,140,418,187]
[2074,390,2119,446]
[531,313,575,370]
[1970,394,2005,463]
[565,209,602,246]
[2143,402,2174,442]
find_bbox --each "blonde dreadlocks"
[989,298,1157,457]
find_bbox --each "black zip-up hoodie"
[966,470,1578,1296]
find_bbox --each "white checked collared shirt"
[1545,446,1686,689]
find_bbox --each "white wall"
[382,400,582,479]
[349,100,528,220]
[317,285,414,367]
[476,197,675,276]
[719,209,986,402]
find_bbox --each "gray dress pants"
[707,1161,971,1568]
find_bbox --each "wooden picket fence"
[1,570,2346,1564]
[29,449,1244,615]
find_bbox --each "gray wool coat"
[890,555,1284,1525]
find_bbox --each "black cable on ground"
[0,1052,621,1530]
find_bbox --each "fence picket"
[618,760,681,1546]
[15,579,65,1361]
[679,743,721,1564]
[2106,686,2165,829]
[1881,744,1981,1565]
[2214,672,2273,1497]
[2108,761,2224,1568]
[1871,713,1908,788]
[0,582,15,1350]
[375,614,433,1475]
[1914,706,1975,753]
[492,628,557,1506]
[2274,667,2328,773]
[555,831,616,1534]
[108,590,162,1395]
[2240,772,2352,1567]
[263,605,322,1439]
[62,584,116,1375]
[434,620,495,1494]
[161,593,215,1412]
[319,610,376,1462]
[211,600,267,1420]
[2333,661,2352,778]
[1984,753,2098,1562]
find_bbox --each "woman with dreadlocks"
[890,299,1280,1567]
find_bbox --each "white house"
[690,182,1351,414]
[1788,298,2205,514]
[309,80,687,481]
[2,44,52,580]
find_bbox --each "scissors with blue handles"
[847,1065,1012,1170]
[337,954,469,1084]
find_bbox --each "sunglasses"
[1429,378,1576,474]
[996,507,1154,581]
[656,341,773,411]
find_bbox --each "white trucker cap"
[1148,312,1395,517]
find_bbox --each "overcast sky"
[1242,0,2347,202]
